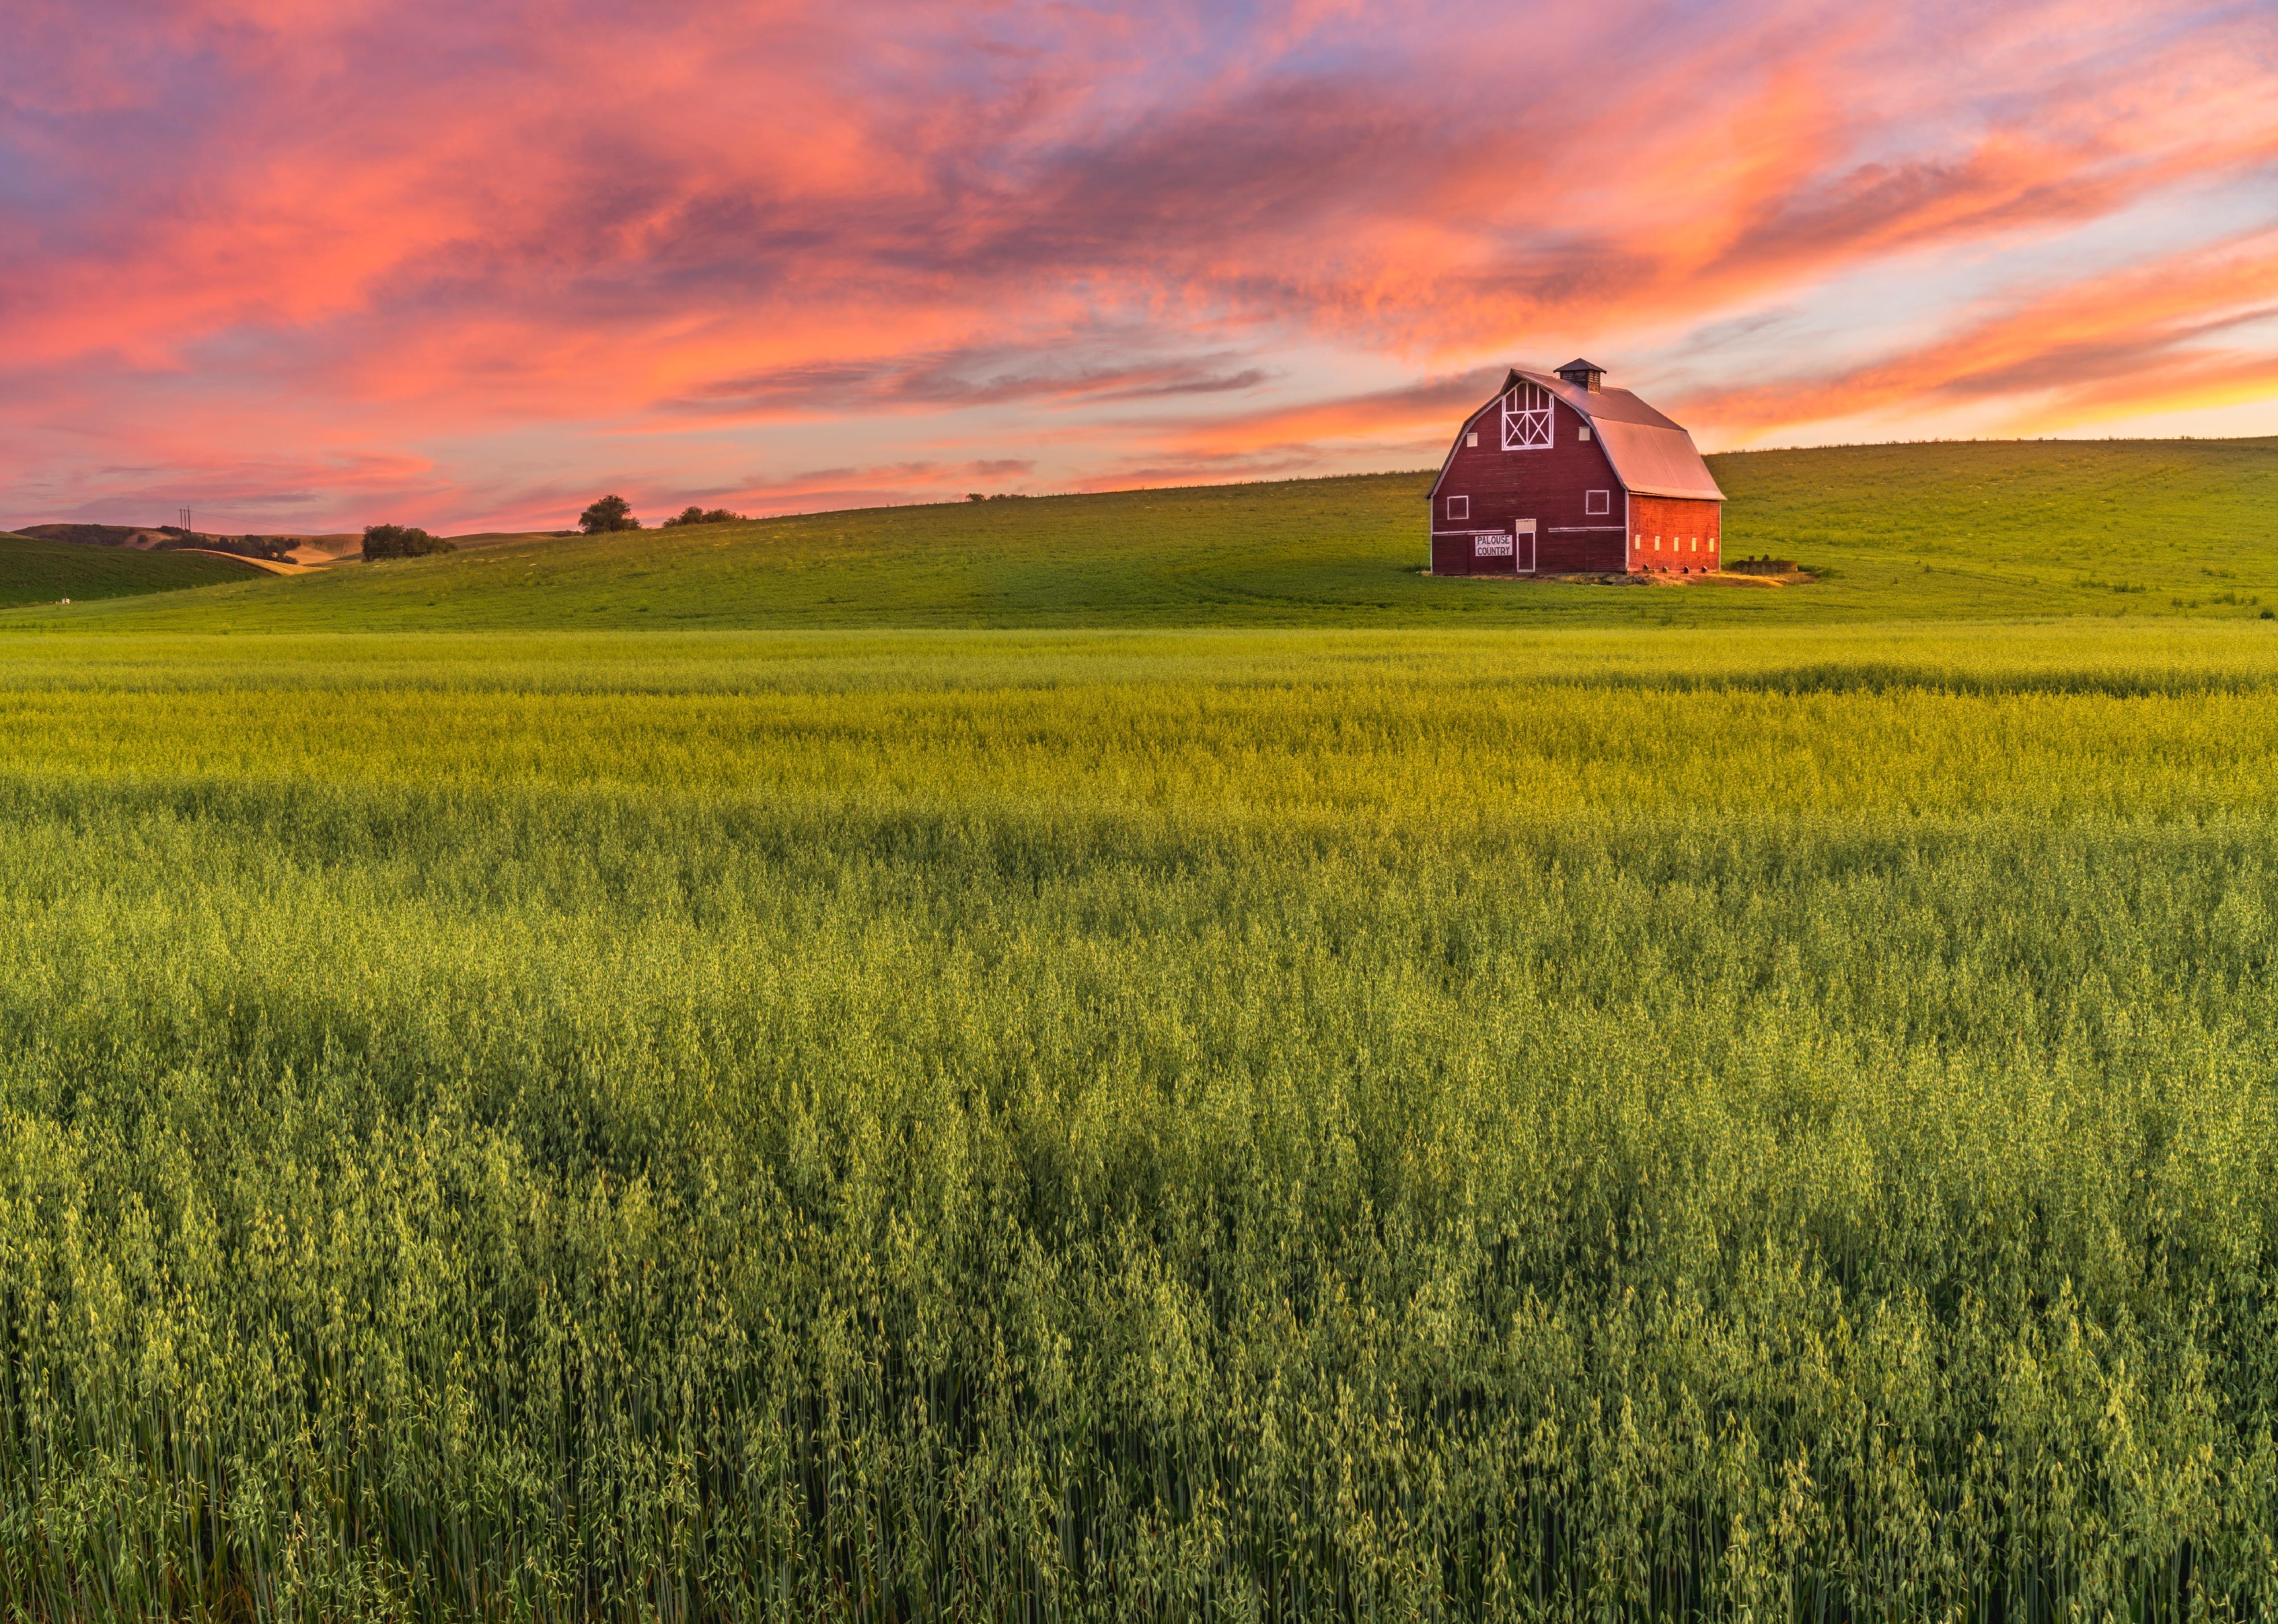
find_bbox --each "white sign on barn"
[1471,532,1513,557]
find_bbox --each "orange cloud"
[1680,226,2278,439]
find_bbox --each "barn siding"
[1627,496,1723,573]
[1428,398,1627,574]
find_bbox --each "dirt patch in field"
[1510,568,1817,587]
[1687,568,1816,587]
[178,549,311,575]
[285,534,363,566]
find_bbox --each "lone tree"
[578,495,641,534]
[660,505,746,528]
[362,523,455,561]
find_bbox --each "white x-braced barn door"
[1502,381,1553,450]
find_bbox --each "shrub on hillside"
[579,495,641,534]
[661,505,746,528]
[362,524,455,561]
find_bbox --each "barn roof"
[1427,369,1725,504]
[1514,370,1725,502]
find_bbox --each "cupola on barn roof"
[1556,358,1606,390]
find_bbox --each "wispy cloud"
[667,346,1272,419]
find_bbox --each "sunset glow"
[6,0,2276,532]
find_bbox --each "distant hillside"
[0,531,271,608]
[19,521,311,563]
[18,523,179,548]
[15,438,2278,630]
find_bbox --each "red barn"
[1427,361,1725,576]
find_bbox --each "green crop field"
[3,444,2277,1621]
[0,531,269,607]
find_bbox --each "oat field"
[2,618,2273,1620]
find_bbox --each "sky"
[4,0,2277,534]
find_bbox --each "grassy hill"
[0,530,270,607]
[8,438,2275,631]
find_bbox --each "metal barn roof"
[1515,370,1725,501]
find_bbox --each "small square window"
[1585,489,1610,516]
[1446,495,1469,521]
[1578,426,1592,442]
[1465,431,1478,448]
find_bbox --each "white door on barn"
[1514,519,1537,574]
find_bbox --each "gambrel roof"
[1428,368,1725,503]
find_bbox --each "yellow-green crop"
[1,622,2273,1619]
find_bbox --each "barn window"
[1690,537,1698,552]
[1446,495,1469,521]
[1654,536,1661,550]
[1585,490,1610,516]
[1578,427,1593,442]
[1465,431,1478,448]
[1502,381,1554,450]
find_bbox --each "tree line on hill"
[152,525,300,562]
[16,522,299,561]
[30,487,1011,568]
[583,494,1032,532]
[357,497,749,561]
[579,495,748,533]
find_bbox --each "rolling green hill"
[8,438,2275,631]
[0,531,270,607]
